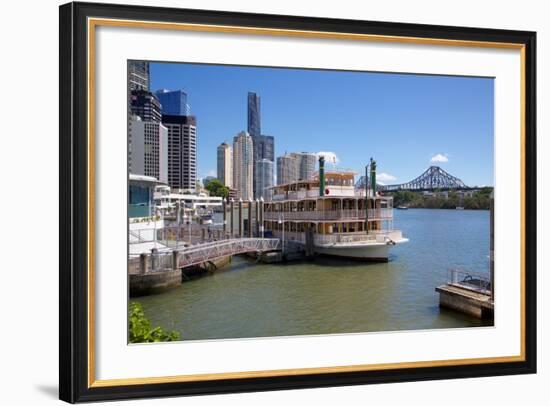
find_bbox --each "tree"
[129,302,180,343]
[204,178,229,198]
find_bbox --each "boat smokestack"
[365,164,369,233]
[319,156,325,196]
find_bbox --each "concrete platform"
[436,284,494,319]
[130,269,182,297]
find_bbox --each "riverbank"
[390,188,493,210]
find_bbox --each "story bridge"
[356,166,472,192]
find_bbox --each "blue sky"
[150,62,494,187]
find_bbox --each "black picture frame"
[59,1,537,403]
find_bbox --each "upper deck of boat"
[267,170,392,202]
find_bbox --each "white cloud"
[430,153,449,163]
[206,169,216,177]
[377,172,397,184]
[316,151,339,165]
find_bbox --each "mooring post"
[151,248,158,271]
[260,197,264,238]
[248,199,253,238]
[238,199,243,238]
[230,199,234,238]
[139,253,147,274]
[255,198,260,237]
[222,199,227,237]
[365,163,369,234]
[172,250,178,271]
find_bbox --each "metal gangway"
[175,238,280,268]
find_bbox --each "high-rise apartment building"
[233,131,254,200]
[162,115,197,191]
[255,159,274,200]
[291,152,317,181]
[128,61,150,91]
[130,90,162,122]
[276,152,317,185]
[129,115,168,183]
[217,142,233,188]
[155,89,191,116]
[277,154,297,185]
[247,92,261,138]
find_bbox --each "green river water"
[135,209,493,341]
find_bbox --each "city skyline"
[150,62,494,187]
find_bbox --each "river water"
[135,209,492,341]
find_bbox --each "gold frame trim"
[87,17,527,388]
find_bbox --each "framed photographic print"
[59,1,537,403]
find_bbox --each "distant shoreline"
[396,207,489,211]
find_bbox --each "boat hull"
[313,238,408,262]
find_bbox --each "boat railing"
[264,208,393,221]
[288,190,308,200]
[315,233,377,244]
[324,186,356,197]
[271,230,402,245]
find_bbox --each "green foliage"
[390,188,492,210]
[129,302,180,343]
[205,178,229,198]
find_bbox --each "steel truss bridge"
[357,166,471,192]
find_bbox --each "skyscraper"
[233,131,254,200]
[155,89,191,116]
[277,154,298,185]
[130,90,162,122]
[128,61,150,92]
[217,142,233,188]
[247,92,261,138]
[162,115,197,191]
[129,115,168,183]
[246,92,275,198]
[255,159,274,200]
[253,134,275,163]
[252,134,274,198]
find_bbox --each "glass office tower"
[155,89,191,116]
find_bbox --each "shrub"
[129,302,180,343]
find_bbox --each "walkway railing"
[176,238,280,268]
[129,238,281,274]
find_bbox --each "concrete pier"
[436,284,494,319]
[130,269,182,297]
[130,255,233,296]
